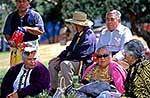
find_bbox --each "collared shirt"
[3,9,45,42]
[13,64,33,91]
[97,24,132,52]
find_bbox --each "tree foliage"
[0,0,150,48]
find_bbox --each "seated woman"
[121,39,150,97]
[81,46,127,94]
[1,42,51,98]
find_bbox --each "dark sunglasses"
[97,54,109,58]
[24,50,36,56]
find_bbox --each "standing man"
[3,0,44,66]
[97,10,132,60]
[48,11,96,95]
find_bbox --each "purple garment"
[82,61,127,94]
[1,61,51,98]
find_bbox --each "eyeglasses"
[24,50,36,56]
[97,54,109,58]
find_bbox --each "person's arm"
[3,14,13,41]
[23,11,44,36]
[133,61,150,97]
[23,26,43,35]
[110,62,127,94]
[6,91,18,98]
[16,62,50,97]
[57,32,79,60]
[1,66,20,98]
[65,31,96,60]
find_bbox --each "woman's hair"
[96,45,111,56]
[123,39,146,59]
[22,42,37,60]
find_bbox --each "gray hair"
[106,10,121,19]
[22,42,37,60]
[123,39,146,59]
[96,45,110,54]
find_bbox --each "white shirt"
[96,23,133,52]
[13,65,33,91]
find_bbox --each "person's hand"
[6,92,18,98]
[8,40,17,47]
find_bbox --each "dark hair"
[123,39,146,59]
[96,45,110,54]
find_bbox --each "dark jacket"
[1,61,51,98]
[58,27,96,64]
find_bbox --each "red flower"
[92,53,97,62]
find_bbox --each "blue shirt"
[3,9,44,42]
[58,27,96,63]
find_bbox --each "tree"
[0,0,15,31]
[0,0,150,48]
[60,0,150,48]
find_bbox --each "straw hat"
[65,11,93,27]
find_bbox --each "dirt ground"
[0,42,70,71]
[0,35,149,70]
[39,42,70,64]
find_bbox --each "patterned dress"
[84,64,112,83]
[124,59,150,98]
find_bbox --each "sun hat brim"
[65,18,93,27]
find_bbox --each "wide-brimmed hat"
[65,11,93,27]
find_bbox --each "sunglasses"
[97,54,109,58]
[24,50,36,56]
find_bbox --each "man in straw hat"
[48,11,96,95]
[3,0,44,66]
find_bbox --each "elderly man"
[3,0,44,66]
[97,10,133,60]
[48,11,96,95]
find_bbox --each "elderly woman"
[80,46,127,95]
[122,39,150,97]
[1,43,51,98]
